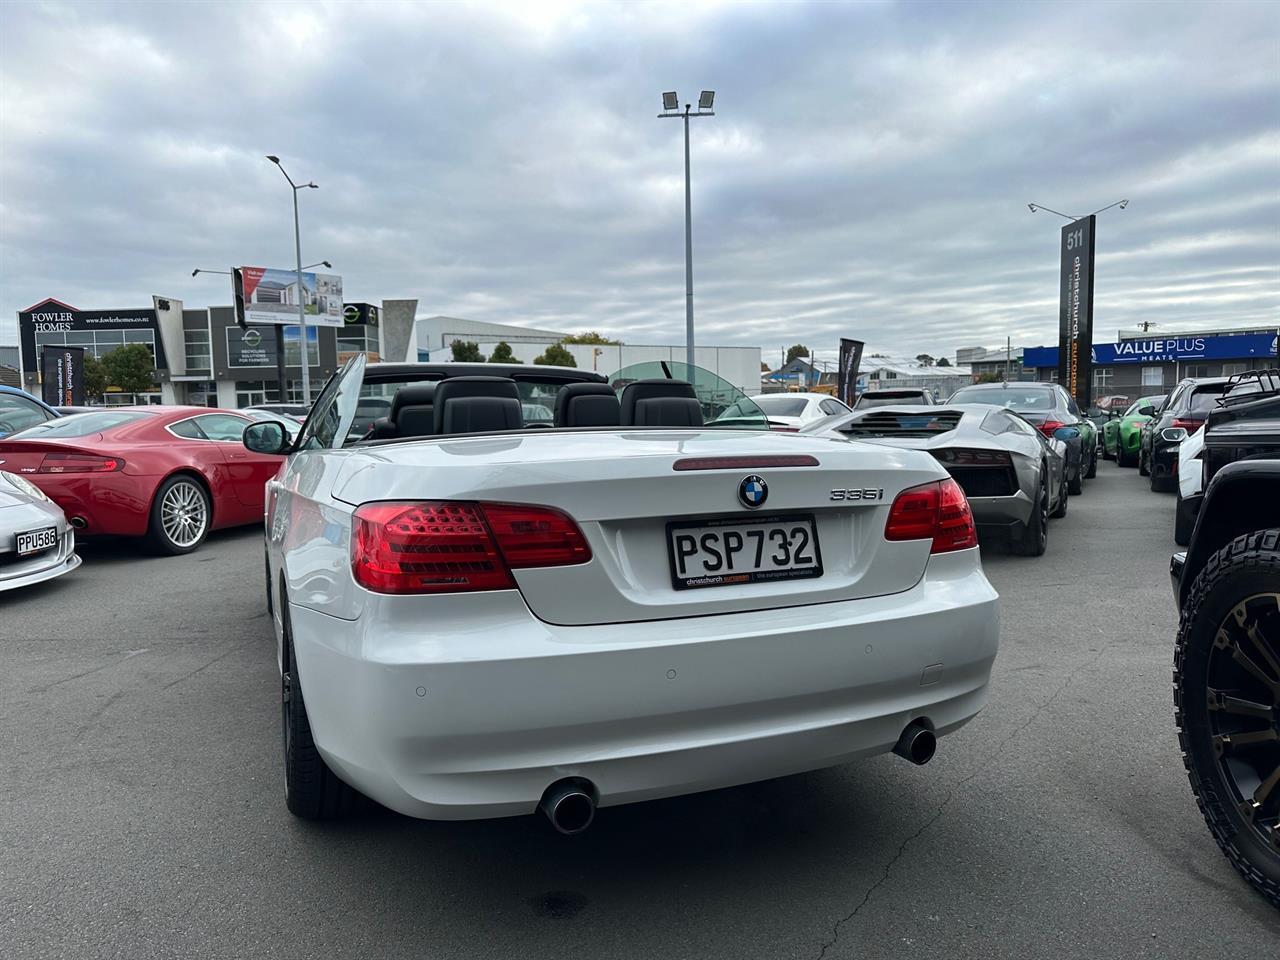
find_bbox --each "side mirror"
[243,421,291,455]
[1138,405,1156,417]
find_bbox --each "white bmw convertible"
[245,357,999,832]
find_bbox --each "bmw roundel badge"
[738,475,768,509]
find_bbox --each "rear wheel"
[1084,444,1097,479]
[282,601,358,820]
[1050,470,1068,519]
[1139,448,1150,477]
[1174,530,1280,908]
[146,474,210,555]
[1011,476,1049,556]
[1116,441,1132,468]
[1067,447,1084,495]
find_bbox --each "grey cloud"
[1,0,1276,359]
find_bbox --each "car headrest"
[367,417,398,440]
[619,379,703,427]
[433,377,523,435]
[555,382,620,427]
[391,382,438,438]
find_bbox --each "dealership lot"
[3,467,1277,958]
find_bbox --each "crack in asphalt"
[160,641,252,690]
[814,641,1114,959]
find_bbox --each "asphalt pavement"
[3,463,1278,958]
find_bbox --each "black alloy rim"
[1206,592,1280,853]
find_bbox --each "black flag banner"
[837,338,865,406]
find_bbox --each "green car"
[1104,394,1165,467]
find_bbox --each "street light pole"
[660,91,715,373]
[267,156,319,405]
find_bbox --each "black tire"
[1067,448,1083,495]
[1050,470,1068,519]
[1011,476,1049,556]
[1174,494,1195,547]
[145,473,211,555]
[1116,442,1131,468]
[1084,444,1097,479]
[1138,448,1150,477]
[1151,466,1173,493]
[282,602,358,820]
[1173,529,1280,910]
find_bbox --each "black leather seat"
[433,377,523,434]
[373,382,437,439]
[554,383,621,427]
[619,379,703,427]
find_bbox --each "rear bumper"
[1151,443,1179,479]
[967,490,1034,532]
[289,549,1000,821]
[30,475,151,536]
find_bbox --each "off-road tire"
[282,603,358,820]
[1173,529,1280,910]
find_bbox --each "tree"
[101,343,156,394]
[785,344,810,364]
[760,361,771,372]
[976,372,1004,384]
[561,331,620,345]
[936,357,952,367]
[487,341,517,363]
[533,342,576,367]
[450,340,483,362]
[82,354,108,402]
[915,354,935,367]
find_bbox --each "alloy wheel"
[160,480,208,548]
[1206,592,1280,853]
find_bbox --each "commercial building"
[15,297,394,408]
[1022,326,1280,397]
[415,315,763,396]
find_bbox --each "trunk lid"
[333,429,952,625]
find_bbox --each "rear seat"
[619,380,703,427]
[433,377,523,434]
[369,382,437,439]
[554,383,621,427]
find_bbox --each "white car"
[748,392,851,430]
[0,469,81,592]
[248,358,999,831]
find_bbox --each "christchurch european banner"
[40,346,85,406]
[837,338,865,406]
[1058,214,1095,408]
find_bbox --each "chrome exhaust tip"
[893,721,937,766]
[540,778,596,835]
[68,516,87,530]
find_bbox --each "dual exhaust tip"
[539,721,935,835]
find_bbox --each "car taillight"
[1170,418,1202,432]
[884,478,977,554]
[351,500,591,595]
[933,448,1012,466]
[1036,420,1067,438]
[37,453,125,473]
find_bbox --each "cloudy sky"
[1,0,1277,361]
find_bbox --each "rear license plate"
[16,525,58,556]
[667,513,822,590]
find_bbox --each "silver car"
[803,403,1068,556]
[0,469,80,592]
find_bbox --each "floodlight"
[322,260,332,268]
[191,269,199,277]
[662,91,679,112]
[266,155,280,164]
[698,90,715,110]
[1119,199,1129,209]
[1027,203,1037,212]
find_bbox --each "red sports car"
[0,407,285,554]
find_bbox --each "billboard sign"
[1023,331,1280,369]
[1057,215,1095,408]
[17,298,166,376]
[235,267,344,327]
[837,338,865,406]
[342,302,379,327]
[226,324,318,368]
[40,346,86,406]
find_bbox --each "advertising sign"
[17,298,166,373]
[1023,331,1280,369]
[235,267,344,327]
[226,325,318,368]
[40,346,85,406]
[1057,215,1095,408]
[342,302,379,327]
[837,338,865,406]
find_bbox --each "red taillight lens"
[884,478,977,554]
[1036,420,1067,438]
[482,503,592,568]
[37,453,125,473]
[1171,418,1202,432]
[351,500,591,594]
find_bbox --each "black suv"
[1140,377,1231,492]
